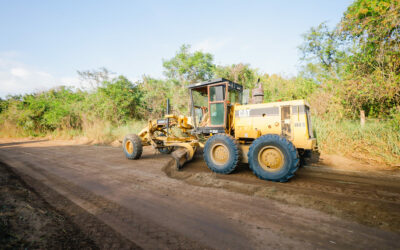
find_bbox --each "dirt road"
[0,139,399,249]
[0,162,97,249]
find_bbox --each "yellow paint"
[257,146,284,171]
[234,99,316,151]
[125,140,133,154]
[132,98,317,168]
[164,141,198,161]
[210,143,230,165]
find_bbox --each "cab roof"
[187,78,243,92]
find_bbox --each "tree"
[339,0,400,76]
[89,76,144,123]
[77,67,114,89]
[162,44,215,84]
[138,76,171,117]
[338,0,400,117]
[0,98,3,113]
[299,22,345,78]
[259,74,318,103]
[214,63,258,89]
[298,1,400,118]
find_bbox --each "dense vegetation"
[0,0,399,166]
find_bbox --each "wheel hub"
[211,143,229,165]
[258,146,284,171]
[125,140,133,154]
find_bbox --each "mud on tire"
[248,134,299,182]
[203,134,241,174]
[123,134,143,159]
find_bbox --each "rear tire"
[248,134,299,182]
[123,134,143,159]
[203,134,240,174]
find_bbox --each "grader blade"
[172,147,190,170]
[169,142,197,170]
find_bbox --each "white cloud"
[0,52,79,98]
[10,67,30,78]
[192,38,231,53]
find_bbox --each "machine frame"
[123,78,318,182]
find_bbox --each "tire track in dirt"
[1,140,400,249]
[6,165,138,249]
[0,163,99,249]
[0,143,249,249]
[0,157,210,249]
[165,154,400,233]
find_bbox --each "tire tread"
[123,134,143,160]
[248,134,299,182]
[203,134,241,174]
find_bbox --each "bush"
[262,74,318,102]
[0,75,144,137]
[84,76,144,124]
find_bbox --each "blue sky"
[0,0,352,97]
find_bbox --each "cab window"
[210,85,225,101]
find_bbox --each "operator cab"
[188,78,243,135]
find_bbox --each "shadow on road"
[0,140,49,147]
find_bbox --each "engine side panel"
[233,100,316,150]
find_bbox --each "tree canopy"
[299,0,400,118]
[162,44,215,84]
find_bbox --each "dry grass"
[1,116,399,167]
[0,119,147,145]
[0,121,28,138]
[313,117,400,166]
[50,119,147,144]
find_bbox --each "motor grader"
[123,78,317,182]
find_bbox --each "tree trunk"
[360,110,365,127]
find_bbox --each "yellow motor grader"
[123,78,317,182]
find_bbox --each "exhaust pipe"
[252,78,264,104]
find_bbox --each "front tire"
[248,134,299,182]
[203,134,240,174]
[123,134,143,159]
